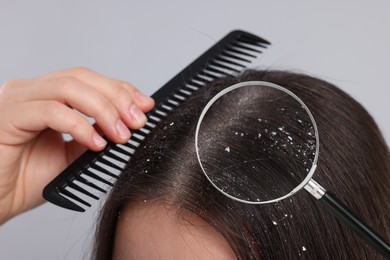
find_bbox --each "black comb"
[43,30,271,212]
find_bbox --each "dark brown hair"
[93,70,390,259]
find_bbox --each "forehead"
[112,202,236,260]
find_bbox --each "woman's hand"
[0,67,154,224]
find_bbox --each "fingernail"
[134,91,153,102]
[92,132,107,147]
[130,104,147,123]
[116,119,130,139]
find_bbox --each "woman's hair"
[93,70,390,259]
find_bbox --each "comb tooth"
[161,104,174,111]
[215,56,245,68]
[170,95,186,103]
[167,99,180,107]
[122,141,140,150]
[204,66,230,76]
[187,80,204,88]
[68,182,99,200]
[155,109,167,117]
[231,42,262,53]
[179,88,193,96]
[148,115,162,124]
[174,93,186,100]
[131,129,147,137]
[145,121,156,128]
[210,61,240,73]
[138,127,152,135]
[107,151,129,164]
[111,149,130,161]
[131,134,145,144]
[190,78,206,86]
[107,146,132,157]
[84,169,114,186]
[225,46,256,58]
[221,51,251,63]
[185,84,200,91]
[196,74,214,82]
[92,164,120,178]
[192,75,211,84]
[140,127,151,134]
[110,144,132,157]
[60,188,91,207]
[121,143,138,151]
[237,34,270,46]
[199,71,219,80]
[156,109,167,117]
[99,157,124,171]
[137,130,148,137]
[159,105,172,113]
[128,139,141,148]
[115,144,135,156]
[131,132,144,140]
[238,39,269,49]
[75,175,106,193]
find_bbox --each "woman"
[1,69,388,259]
[93,70,390,259]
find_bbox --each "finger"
[12,77,131,142]
[115,79,155,112]
[44,67,155,111]
[8,100,109,151]
[67,67,155,111]
[42,68,154,128]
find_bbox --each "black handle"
[319,191,390,258]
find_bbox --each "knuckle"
[100,99,117,117]
[56,77,81,90]
[71,66,91,76]
[113,86,131,102]
[66,117,83,134]
[45,102,83,133]
[119,80,136,91]
[45,101,64,118]
[90,96,117,119]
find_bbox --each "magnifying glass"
[195,81,390,257]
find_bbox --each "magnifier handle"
[319,191,390,258]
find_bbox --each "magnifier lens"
[195,81,319,204]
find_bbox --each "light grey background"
[0,1,389,259]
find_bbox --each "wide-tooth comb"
[43,30,271,212]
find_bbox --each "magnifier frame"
[195,81,320,204]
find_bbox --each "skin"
[0,67,154,224]
[113,202,237,260]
